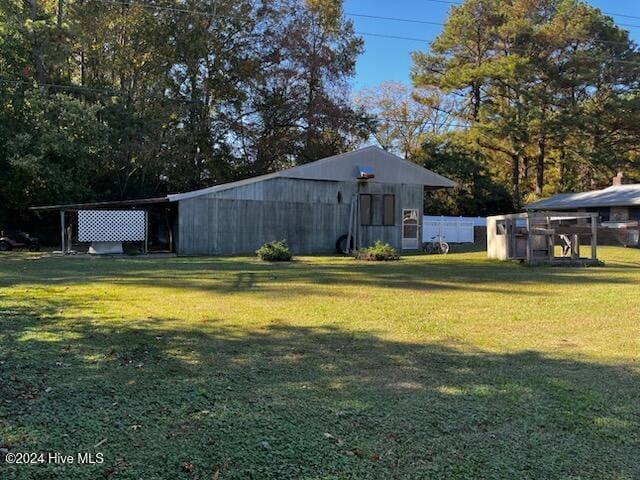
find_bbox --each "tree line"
[0,0,369,229]
[411,0,640,213]
[1,0,639,232]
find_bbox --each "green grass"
[1,247,639,479]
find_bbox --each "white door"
[402,209,419,249]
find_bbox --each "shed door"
[402,209,419,249]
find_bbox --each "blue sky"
[345,0,640,91]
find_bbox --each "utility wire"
[81,0,640,56]
[345,12,443,27]
[603,11,640,21]
[356,31,640,66]
[88,0,640,29]
[356,31,431,43]
[421,0,640,28]
[348,13,638,48]
[86,0,640,46]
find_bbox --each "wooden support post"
[591,214,598,260]
[547,215,553,261]
[508,219,515,259]
[60,210,65,254]
[144,211,149,254]
[525,216,532,263]
[572,234,579,260]
[346,195,354,254]
[66,225,72,252]
[353,194,360,252]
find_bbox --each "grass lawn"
[1,247,639,479]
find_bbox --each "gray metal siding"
[179,197,350,255]
[357,183,423,249]
[177,179,424,255]
[209,177,358,204]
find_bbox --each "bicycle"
[422,234,450,255]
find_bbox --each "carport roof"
[29,197,169,211]
[526,184,640,210]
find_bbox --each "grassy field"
[1,247,639,479]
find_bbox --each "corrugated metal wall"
[177,178,424,255]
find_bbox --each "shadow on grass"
[1,301,639,479]
[0,252,637,298]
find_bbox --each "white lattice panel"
[78,210,146,242]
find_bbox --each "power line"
[10,0,639,68]
[356,31,431,43]
[603,11,640,21]
[356,31,640,65]
[351,14,637,48]
[89,0,640,30]
[345,12,442,27]
[376,117,469,128]
[88,0,640,44]
[421,0,640,28]
[422,0,458,5]
[80,0,640,67]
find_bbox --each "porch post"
[591,213,598,260]
[144,211,149,254]
[60,210,65,254]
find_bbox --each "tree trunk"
[472,82,481,122]
[57,0,64,26]
[28,0,46,91]
[536,136,545,195]
[511,153,520,203]
[80,51,85,86]
[557,148,566,193]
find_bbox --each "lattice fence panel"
[78,210,146,242]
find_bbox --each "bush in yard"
[356,241,400,261]
[256,240,293,261]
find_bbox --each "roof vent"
[357,165,375,180]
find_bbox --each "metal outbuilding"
[32,146,456,255]
[171,146,455,255]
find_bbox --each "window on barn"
[496,220,506,235]
[383,195,395,225]
[587,207,610,222]
[359,194,372,225]
[599,208,611,222]
[629,207,640,221]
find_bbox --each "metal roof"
[30,147,457,210]
[29,197,169,211]
[168,146,456,202]
[526,184,640,210]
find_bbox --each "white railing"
[423,216,486,243]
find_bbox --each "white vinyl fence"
[423,216,486,243]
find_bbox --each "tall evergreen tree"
[412,0,640,208]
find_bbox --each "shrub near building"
[356,241,400,261]
[256,240,293,261]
